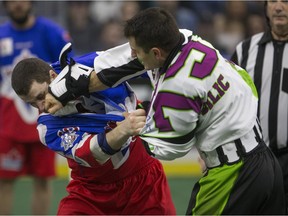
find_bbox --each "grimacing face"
[20,81,49,113]
[128,36,162,70]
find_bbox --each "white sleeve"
[141,136,196,161]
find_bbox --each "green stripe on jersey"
[237,69,258,98]
[192,161,243,215]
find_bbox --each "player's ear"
[151,48,161,58]
[49,70,58,82]
[151,47,166,61]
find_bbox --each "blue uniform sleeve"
[38,113,124,157]
[40,17,73,61]
[51,51,98,73]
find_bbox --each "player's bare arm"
[105,109,146,151]
[89,71,108,92]
[46,42,145,115]
[89,109,146,163]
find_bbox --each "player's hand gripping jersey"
[34,50,177,215]
[46,29,283,215]
[93,29,260,161]
[37,52,152,182]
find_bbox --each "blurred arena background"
[0,1,267,215]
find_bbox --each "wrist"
[97,132,121,155]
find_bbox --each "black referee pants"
[273,149,288,214]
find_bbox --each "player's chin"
[144,64,154,70]
[41,108,48,114]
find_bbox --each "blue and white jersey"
[51,52,137,116]
[37,112,128,167]
[38,52,137,168]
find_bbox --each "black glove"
[48,58,93,106]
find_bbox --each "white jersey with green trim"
[93,29,259,161]
[139,30,259,160]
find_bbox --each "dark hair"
[264,1,271,29]
[124,7,181,53]
[11,58,51,96]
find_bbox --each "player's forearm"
[99,109,146,154]
[88,124,132,164]
[105,125,131,151]
[93,43,146,88]
[87,128,130,165]
[88,71,109,92]
[48,43,145,109]
[84,110,146,165]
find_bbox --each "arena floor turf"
[12,176,200,215]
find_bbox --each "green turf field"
[12,176,200,215]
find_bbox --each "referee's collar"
[258,30,273,45]
[258,30,288,44]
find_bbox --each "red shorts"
[0,136,55,178]
[57,158,176,215]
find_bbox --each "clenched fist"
[44,93,63,114]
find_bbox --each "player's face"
[128,36,162,70]
[4,1,32,25]
[20,81,49,113]
[267,0,288,33]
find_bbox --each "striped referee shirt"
[231,30,288,153]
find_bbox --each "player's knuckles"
[137,109,146,116]
[130,109,144,116]
[48,104,61,114]
[47,107,55,114]
[44,102,51,111]
[128,115,138,123]
[123,112,130,119]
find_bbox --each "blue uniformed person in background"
[0,1,71,214]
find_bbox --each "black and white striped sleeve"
[94,43,146,87]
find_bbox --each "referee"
[231,0,288,211]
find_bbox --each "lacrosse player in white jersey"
[45,7,286,215]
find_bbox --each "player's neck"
[271,27,288,41]
[12,15,35,30]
